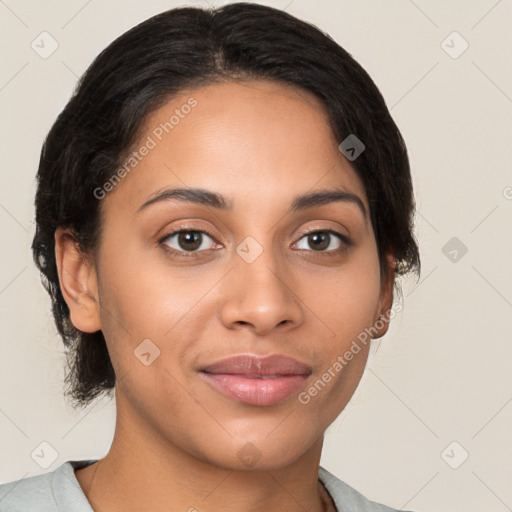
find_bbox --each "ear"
[54,227,102,333]
[371,251,397,340]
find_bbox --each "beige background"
[1,1,511,511]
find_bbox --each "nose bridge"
[219,234,303,333]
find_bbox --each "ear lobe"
[54,227,101,333]
[371,252,397,340]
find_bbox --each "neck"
[75,387,330,512]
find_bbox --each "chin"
[199,434,313,471]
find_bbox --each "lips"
[201,354,312,376]
[199,354,312,406]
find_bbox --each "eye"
[159,229,218,257]
[293,229,350,254]
[158,227,351,260]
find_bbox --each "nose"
[219,245,304,336]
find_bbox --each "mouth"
[199,354,312,406]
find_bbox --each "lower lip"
[200,372,309,406]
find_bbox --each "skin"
[55,79,395,512]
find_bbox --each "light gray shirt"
[0,459,412,511]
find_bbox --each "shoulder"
[0,469,56,511]
[0,460,97,512]
[318,465,414,512]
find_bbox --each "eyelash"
[158,225,351,260]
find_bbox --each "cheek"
[94,240,216,383]
[311,245,382,342]
[95,253,197,419]
[95,235,187,336]
[297,242,381,409]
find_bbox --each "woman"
[0,3,420,511]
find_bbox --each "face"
[60,79,394,470]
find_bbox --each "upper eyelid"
[159,226,349,250]
[159,226,218,244]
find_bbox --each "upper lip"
[200,354,312,376]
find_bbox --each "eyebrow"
[136,187,367,219]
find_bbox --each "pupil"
[309,232,329,251]
[179,231,201,251]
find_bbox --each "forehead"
[104,79,368,216]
